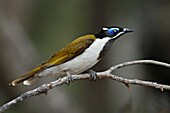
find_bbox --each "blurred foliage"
[1,0,170,113]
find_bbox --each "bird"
[9,26,133,86]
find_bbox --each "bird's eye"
[107,28,119,36]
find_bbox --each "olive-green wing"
[46,35,96,67]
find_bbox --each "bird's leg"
[65,71,73,85]
[88,70,97,81]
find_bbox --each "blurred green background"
[1,0,170,113]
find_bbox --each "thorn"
[160,86,164,91]
[47,83,52,89]
[43,90,48,95]
[58,77,62,81]
[125,83,131,91]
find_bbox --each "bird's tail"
[9,64,46,86]
[9,71,38,86]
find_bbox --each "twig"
[1,60,170,113]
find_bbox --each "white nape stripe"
[103,27,109,30]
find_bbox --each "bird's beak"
[123,28,133,33]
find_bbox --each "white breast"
[38,37,110,77]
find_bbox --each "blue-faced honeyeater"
[9,26,133,86]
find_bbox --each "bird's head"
[95,26,133,39]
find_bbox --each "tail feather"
[9,72,35,86]
[9,64,46,86]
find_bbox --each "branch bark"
[1,60,170,113]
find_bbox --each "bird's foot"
[88,70,97,82]
[65,72,73,85]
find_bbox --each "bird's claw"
[89,70,97,82]
[65,76,73,85]
[65,72,73,85]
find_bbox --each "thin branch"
[1,60,170,113]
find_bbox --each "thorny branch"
[1,60,170,112]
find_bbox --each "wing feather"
[9,35,96,86]
[47,35,96,67]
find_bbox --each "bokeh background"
[1,0,170,113]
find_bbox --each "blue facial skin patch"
[107,28,119,36]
